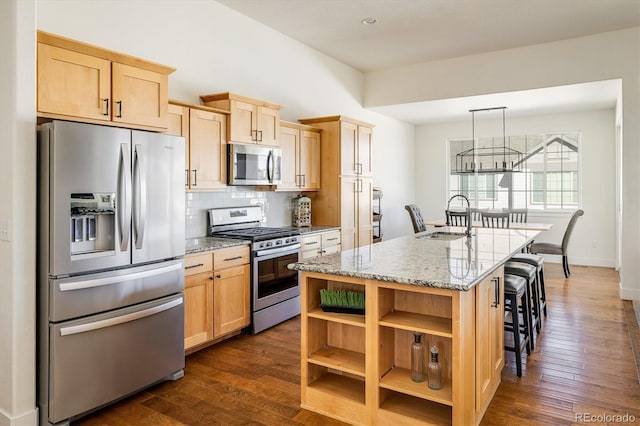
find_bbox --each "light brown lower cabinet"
[300,230,341,260]
[299,266,504,425]
[184,245,250,352]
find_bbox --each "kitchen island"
[289,227,540,426]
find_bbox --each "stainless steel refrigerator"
[37,120,186,426]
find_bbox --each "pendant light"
[453,106,523,174]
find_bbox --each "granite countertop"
[185,237,251,254]
[289,226,541,291]
[296,225,341,235]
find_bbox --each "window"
[448,133,580,210]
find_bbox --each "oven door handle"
[254,243,301,257]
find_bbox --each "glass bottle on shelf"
[428,345,442,390]
[411,332,425,382]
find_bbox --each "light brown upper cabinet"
[200,92,282,147]
[167,101,229,191]
[277,121,321,191]
[37,31,174,131]
[298,116,375,250]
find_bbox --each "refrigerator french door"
[37,120,186,426]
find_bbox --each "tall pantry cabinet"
[299,116,374,251]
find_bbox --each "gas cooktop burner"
[211,226,300,242]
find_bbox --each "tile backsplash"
[185,187,298,238]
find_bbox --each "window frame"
[446,133,582,212]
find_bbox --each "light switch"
[0,220,10,242]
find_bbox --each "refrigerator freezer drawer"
[48,293,185,424]
[49,259,183,322]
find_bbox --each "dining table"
[425,219,554,231]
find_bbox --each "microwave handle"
[267,150,273,183]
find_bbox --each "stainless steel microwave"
[227,143,282,185]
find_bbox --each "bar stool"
[503,274,531,377]
[504,261,540,347]
[510,253,547,317]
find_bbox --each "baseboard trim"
[622,300,640,383]
[0,406,38,426]
[535,254,615,268]
[620,285,640,301]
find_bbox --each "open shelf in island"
[303,371,367,425]
[307,307,365,327]
[299,267,504,426]
[308,346,366,377]
[379,366,453,406]
[378,391,452,426]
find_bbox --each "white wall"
[415,109,616,268]
[0,0,38,424]
[365,28,640,300]
[36,0,416,242]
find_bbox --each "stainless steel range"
[208,206,301,333]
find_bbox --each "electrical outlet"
[0,220,9,242]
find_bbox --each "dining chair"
[507,208,528,223]
[470,208,487,221]
[529,209,584,278]
[404,204,426,233]
[445,210,469,226]
[481,211,510,228]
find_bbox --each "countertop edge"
[289,263,473,291]
[185,237,251,254]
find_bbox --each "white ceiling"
[215,0,638,124]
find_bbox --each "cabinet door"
[340,178,358,251]
[257,106,280,146]
[357,125,373,177]
[167,104,190,188]
[475,270,504,414]
[213,264,250,337]
[188,109,226,190]
[277,126,300,190]
[184,272,213,350]
[357,179,374,248]
[229,100,257,144]
[111,63,168,129]
[340,121,358,176]
[37,43,111,121]
[300,130,321,190]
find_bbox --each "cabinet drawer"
[301,234,321,250]
[323,244,341,256]
[301,248,320,260]
[213,245,250,270]
[184,253,213,276]
[322,231,341,247]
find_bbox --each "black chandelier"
[453,106,523,174]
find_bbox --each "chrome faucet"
[446,194,472,237]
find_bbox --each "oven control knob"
[258,242,265,249]
[285,238,290,243]
[266,241,273,247]
[275,240,282,245]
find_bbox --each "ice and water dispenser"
[70,193,116,256]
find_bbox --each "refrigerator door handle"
[59,297,183,336]
[118,143,132,251]
[133,144,147,249]
[58,262,182,292]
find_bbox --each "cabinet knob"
[215,273,221,279]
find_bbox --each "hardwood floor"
[75,263,639,426]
